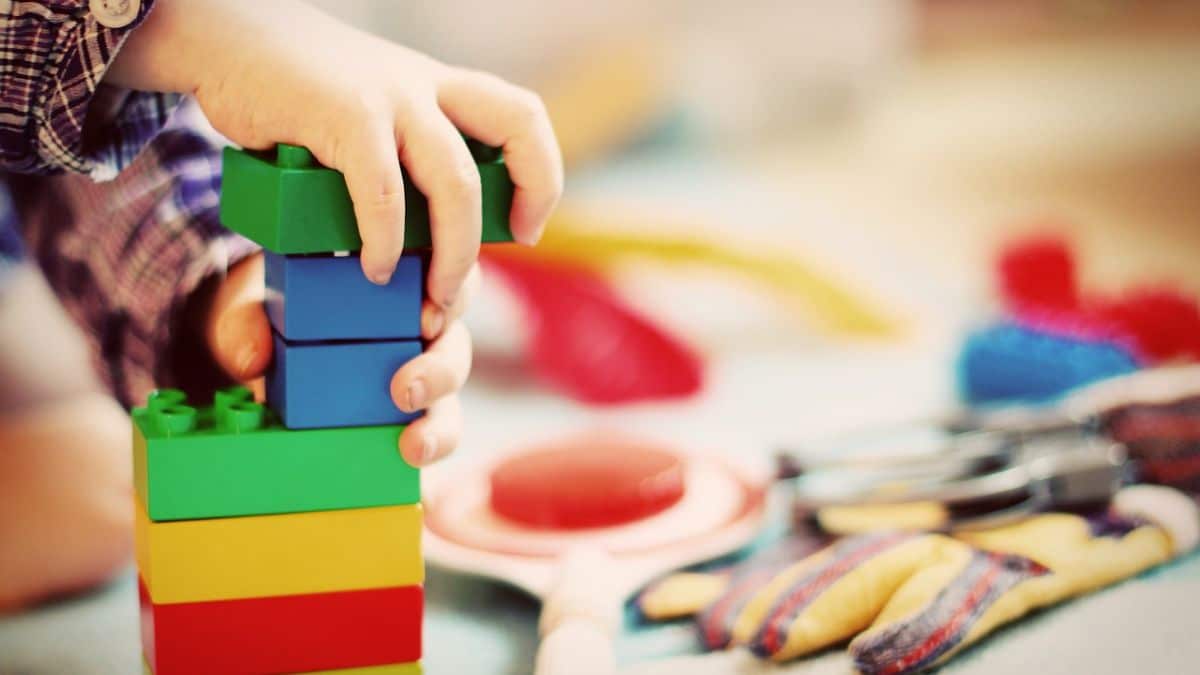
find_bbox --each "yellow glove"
[638,485,1198,674]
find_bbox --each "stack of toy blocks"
[133,141,514,674]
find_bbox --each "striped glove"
[638,485,1198,674]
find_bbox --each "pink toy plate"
[423,447,769,599]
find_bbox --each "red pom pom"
[489,437,686,529]
[1087,287,1200,363]
[997,235,1079,314]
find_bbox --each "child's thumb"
[205,254,274,381]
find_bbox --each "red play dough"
[488,437,687,530]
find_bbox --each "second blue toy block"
[267,333,423,429]
[265,252,423,342]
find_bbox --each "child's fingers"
[398,105,482,309]
[421,262,480,340]
[437,70,564,246]
[390,319,472,414]
[326,107,406,285]
[398,394,463,467]
[210,300,274,381]
[205,254,274,381]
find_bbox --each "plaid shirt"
[1,0,257,407]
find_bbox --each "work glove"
[638,485,1198,674]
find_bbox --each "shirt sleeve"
[0,0,180,179]
[15,100,260,408]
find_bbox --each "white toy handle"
[536,617,616,675]
[534,546,621,675]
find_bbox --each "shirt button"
[91,0,141,29]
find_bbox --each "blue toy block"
[265,252,424,341]
[957,322,1139,406]
[267,333,423,429]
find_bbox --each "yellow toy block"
[143,659,421,674]
[136,497,422,604]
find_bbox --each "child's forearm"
[106,0,356,97]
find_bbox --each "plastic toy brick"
[140,578,421,675]
[267,333,422,429]
[131,387,418,521]
[265,251,424,341]
[135,497,423,604]
[220,142,515,254]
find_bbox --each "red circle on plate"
[488,437,687,530]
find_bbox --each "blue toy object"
[957,322,1140,406]
[265,252,423,341]
[267,333,423,429]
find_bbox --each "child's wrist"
[106,0,205,93]
[106,0,308,95]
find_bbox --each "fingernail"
[406,379,427,412]
[423,306,445,338]
[518,223,547,246]
[235,343,258,376]
[421,433,439,465]
[363,257,393,286]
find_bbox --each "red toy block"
[140,578,422,675]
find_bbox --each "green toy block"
[219,141,516,254]
[132,387,418,521]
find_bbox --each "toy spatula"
[422,435,769,675]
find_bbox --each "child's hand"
[205,253,476,467]
[109,0,562,308]
[108,1,563,466]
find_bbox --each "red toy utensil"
[481,251,703,405]
[423,434,769,675]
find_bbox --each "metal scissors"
[777,366,1200,531]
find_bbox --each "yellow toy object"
[639,485,1198,674]
[135,497,423,604]
[500,207,900,338]
[529,37,900,339]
